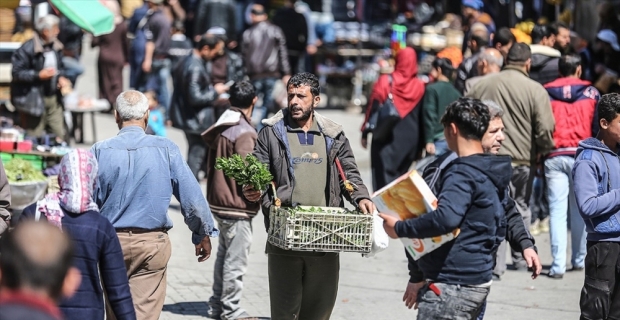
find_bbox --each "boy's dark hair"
[432,58,455,78]
[229,81,256,109]
[493,27,516,47]
[195,34,221,50]
[441,97,491,140]
[287,72,320,98]
[559,54,582,77]
[598,93,620,123]
[531,24,554,44]
[506,42,531,65]
[0,222,74,301]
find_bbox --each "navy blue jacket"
[395,153,512,285]
[19,205,136,320]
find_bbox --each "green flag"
[50,0,115,36]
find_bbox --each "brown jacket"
[466,66,556,165]
[254,109,371,230]
[202,108,259,219]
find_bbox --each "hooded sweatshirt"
[572,138,620,242]
[395,154,513,285]
[544,77,600,157]
[529,44,561,85]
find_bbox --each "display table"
[65,99,111,144]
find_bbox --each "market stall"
[1,124,69,210]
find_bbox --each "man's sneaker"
[547,272,564,279]
[569,266,585,272]
[530,219,541,236]
[539,217,550,233]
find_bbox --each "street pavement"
[74,40,583,319]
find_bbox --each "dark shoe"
[569,266,585,272]
[492,274,501,281]
[547,272,564,279]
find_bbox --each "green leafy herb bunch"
[215,154,273,191]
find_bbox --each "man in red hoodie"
[543,54,600,279]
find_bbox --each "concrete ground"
[72,40,583,320]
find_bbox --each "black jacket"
[455,50,482,93]
[170,52,218,134]
[529,44,561,85]
[10,35,65,116]
[396,154,513,285]
[254,109,371,231]
[242,21,291,80]
[193,0,237,42]
[406,152,535,283]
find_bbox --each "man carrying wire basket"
[243,72,374,320]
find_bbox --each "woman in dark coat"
[361,47,426,191]
[18,149,135,320]
[92,0,127,108]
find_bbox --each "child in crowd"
[572,93,620,320]
[145,91,166,137]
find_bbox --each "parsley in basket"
[215,154,273,191]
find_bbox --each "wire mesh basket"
[268,206,373,253]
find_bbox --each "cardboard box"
[372,170,459,260]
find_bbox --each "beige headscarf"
[100,0,124,25]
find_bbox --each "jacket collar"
[530,44,561,58]
[0,290,62,320]
[33,34,63,54]
[544,76,592,88]
[262,109,343,139]
[502,65,529,77]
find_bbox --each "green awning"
[49,0,115,36]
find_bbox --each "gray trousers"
[416,282,490,320]
[268,252,340,320]
[494,165,533,275]
[208,217,253,320]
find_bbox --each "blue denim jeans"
[434,139,449,156]
[251,78,277,131]
[545,155,587,275]
[62,56,84,86]
[416,282,489,320]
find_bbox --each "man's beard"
[289,105,312,121]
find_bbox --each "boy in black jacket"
[381,97,513,320]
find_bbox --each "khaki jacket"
[467,66,555,164]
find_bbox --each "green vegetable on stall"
[215,154,273,191]
[4,159,46,182]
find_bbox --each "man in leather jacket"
[170,35,229,180]
[242,3,291,131]
[11,14,69,141]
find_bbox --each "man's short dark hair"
[432,58,455,78]
[598,93,620,123]
[195,34,221,50]
[531,24,554,44]
[441,97,491,140]
[0,222,74,301]
[229,81,256,109]
[493,27,516,47]
[559,54,582,77]
[287,72,320,98]
[506,42,531,65]
[552,21,569,35]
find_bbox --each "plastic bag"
[9,180,48,210]
[364,211,390,258]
